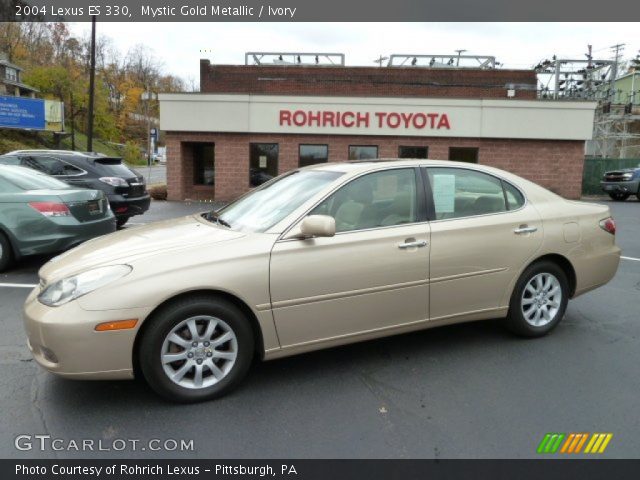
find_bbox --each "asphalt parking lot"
[0,198,638,459]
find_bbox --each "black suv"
[0,150,150,227]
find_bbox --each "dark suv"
[600,167,640,201]
[0,150,150,227]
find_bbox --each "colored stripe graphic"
[561,433,588,453]
[537,433,565,453]
[539,433,613,454]
[585,433,613,454]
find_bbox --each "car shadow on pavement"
[38,319,512,409]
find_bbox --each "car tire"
[608,192,629,201]
[503,260,569,337]
[139,295,254,403]
[116,216,130,228]
[0,232,14,272]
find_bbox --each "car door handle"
[514,226,538,234]
[398,240,428,249]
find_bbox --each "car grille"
[603,172,628,181]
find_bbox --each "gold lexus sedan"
[24,160,621,402]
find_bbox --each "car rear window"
[0,166,70,191]
[93,158,137,178]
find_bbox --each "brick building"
[160,59,596,201]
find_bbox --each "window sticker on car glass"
[433,174,456,213]
[259,155,267,168]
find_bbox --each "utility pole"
[373,55,388,67]
[455,49,467,67]
[585,45,593,94]
[610,43,625,102]
[86,16,96,152]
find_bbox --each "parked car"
[0,165,115,272]
[600,166,640,201]
[0,150,150,227]
[24,160,620,402]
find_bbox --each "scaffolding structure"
[245,52,346,66]
[535,45,640,158]
[387,54,497,69]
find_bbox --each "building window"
[398,146,428,159]
[299,144,328,167]
[250,143,278,187]
[5,67,17,82]
[192,143,215,186]
[449,147,479,163]
[349,145,378,160]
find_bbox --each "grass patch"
[0,129,122,158]
[58,132,122,157]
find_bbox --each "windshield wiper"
[204,211,232,228]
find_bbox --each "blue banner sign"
[0,95,46,130]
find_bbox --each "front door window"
[311,168,418,232]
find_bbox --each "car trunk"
[23,189,109,223]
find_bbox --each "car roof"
[305,159,488,173]
[4,149,107,157]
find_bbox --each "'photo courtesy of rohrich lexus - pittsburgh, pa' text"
[1,4,640,478]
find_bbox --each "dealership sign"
[279,109,451,130]
[0,95,64,131]
[160,94,597,141]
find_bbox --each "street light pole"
[86,16,96,152]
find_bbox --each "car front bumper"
[23,287,153,380]
[108,194,151,218]
[600,180,640,195]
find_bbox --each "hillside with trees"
[0,22,188,162]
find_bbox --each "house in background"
[0,52,38,98]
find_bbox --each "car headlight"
[38,265,132,307]
[622,173,633,180]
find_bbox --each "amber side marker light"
[95,319,138,332]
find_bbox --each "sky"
[71,22,640,86]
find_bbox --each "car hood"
[39,214,246,283]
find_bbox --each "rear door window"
[23,156,84,176]
[503,181,525,210]
[427,167,507,220]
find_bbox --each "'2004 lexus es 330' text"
[23,160,621,402]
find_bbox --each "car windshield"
[214,170,344,233]
[0,166,71,191]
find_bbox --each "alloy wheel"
[521,273,562,327]
[161,315,238,389]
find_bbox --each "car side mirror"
[299,215,336,238]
